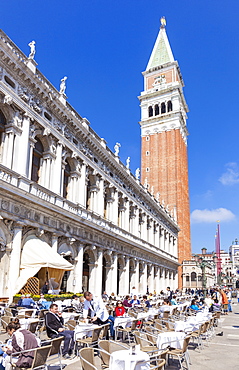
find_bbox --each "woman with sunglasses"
[115,301,126,317]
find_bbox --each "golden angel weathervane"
[160,16,166,28]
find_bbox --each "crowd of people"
[0,285,237,368]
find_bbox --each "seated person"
[159,299,171,316]
[3,318,39,370]
[21,294,35,309]
[115,301,126,317]
[211,299,221,312]
[130,295,140,307]
[71,295,84,314]
[45,303,75,359]
[17,295,25,307]
[142,295,152,308]
[190,299,200,311]
[170,295,178,305]
[122,295,132,308]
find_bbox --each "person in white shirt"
[83,291,114,338]
[205,294,213,308]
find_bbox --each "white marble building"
[0,30,179,300]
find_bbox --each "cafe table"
[157,331,186,349]
[109,349,150,370]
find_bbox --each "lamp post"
[194,254,217,297]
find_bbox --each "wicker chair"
[46,336,64,370]
[98,339,129,367]
[79,347,110,370]
[10,344,52,370]
[65,319,77,330]
[76,326,102,353]
[117,318,138,343]
[167,335,191,370]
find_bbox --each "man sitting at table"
[45,303,75,359]
[83,291,115,339]
[130,295,140,307]
[21,294,36,309]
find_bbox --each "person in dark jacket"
[45,303,74,358]
[4,318,39,370]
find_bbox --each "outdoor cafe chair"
[75,326,102,353]
[10,344,52,370]
[79,347,110,370]
[45,336,64,370]
[137,355,166,370]
[65,319,77,330]
[98,339,129,368]
[166,335,191,370]
[0,315,12,332]
[117,318,138,343]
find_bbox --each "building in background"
[139,18,191,288]
[0,29,179,300]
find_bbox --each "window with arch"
[155,104,159,116]
[63,160,71,198]
[191,272,197,281]
[161,102,166,114]
[148,106,153,117]
[167,100,173,112]
[146,136,150,141]
[0,110,7,148]
[31,137,43,183]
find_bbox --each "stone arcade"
[0,29,179,300]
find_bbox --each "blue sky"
[1,0,239,254]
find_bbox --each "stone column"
[140,213,147,241]
[78,162,87,207]
[8,222,23,299]
[131,259,139,293]
[155,224,160,248]
[94,248,103,296]
[88,262,96,293]
[124,198,130,232]
[148,265,155,294]
[139,263,147,295]
[73,244,84,293]
[110,253,118,295]
[155,267,160,294]
[118,256,125,295]
[27,139,36,180]
[52,141,63,194]
[4,131,15,168]
[124,257,130,295]
[97,177,104,217]
[51,233,58,253]
[12,114,30,176]
[159,227,164,250]
[164,231,169,253]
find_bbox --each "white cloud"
[219,162,239,185]
[191,208,236,223]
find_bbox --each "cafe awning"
[14,235,73,295]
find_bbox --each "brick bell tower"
[139,17,191,288]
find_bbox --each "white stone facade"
[0,30,179,300]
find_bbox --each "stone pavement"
[1,300,239,369]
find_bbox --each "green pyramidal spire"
[146,17,175,71]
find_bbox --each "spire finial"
[160,16,166,28]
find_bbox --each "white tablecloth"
[18,309,37,317]
[110,349,150,370]
[62,312,79,321]
[74,323,102,340]
[114,316,132,329]
[157,331,186,349]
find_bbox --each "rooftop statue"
[126,157,130,169]
[28,40,36,59]
[60,76,67,95]
[114,142,121,156]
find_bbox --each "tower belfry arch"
[139,18,191,287]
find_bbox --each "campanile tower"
[139,18,191,287]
